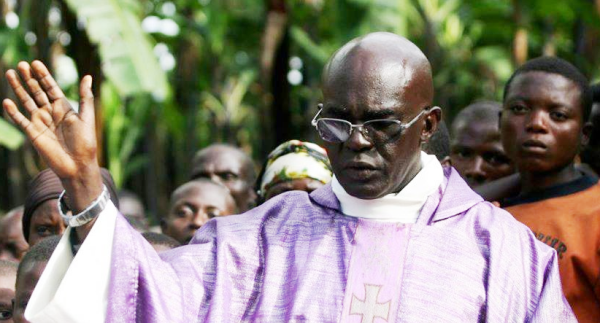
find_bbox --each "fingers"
[31,60,65,102]
[2,99,33,136]
[5,69,38,115]
[79,75,95,125]
[18,62,51,107]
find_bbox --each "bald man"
[450,101,515,187]
[190,144,257,212]
[5,33,573,322]
[161,180,236,244]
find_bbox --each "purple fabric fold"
[106,167,575,322]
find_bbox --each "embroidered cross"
[350,284,391,323]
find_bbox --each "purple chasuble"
[341,222,412,323]
[106,167,575,322]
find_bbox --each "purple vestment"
[107,168,575,322]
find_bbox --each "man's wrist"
[60,164,103,213]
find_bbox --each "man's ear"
[421,106,442,142]
[582,121,593,147]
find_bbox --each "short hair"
[451,101,502,136]
[17,235,60,279]
[0,260,18,277]
[142,232,181,250]
[503,56,592,122]
[422,120,450,160]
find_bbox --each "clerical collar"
[332,151,443,223]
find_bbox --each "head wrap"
[258,140,332,198]
[22,168,120,240]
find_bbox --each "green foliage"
[1,0,599,212]
[63,0,169,99]
[101,82,148,188]
[0,118,25,150]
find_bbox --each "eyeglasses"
[311,107,436,143]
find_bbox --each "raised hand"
[3,61,103,214]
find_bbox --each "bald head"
[319,32,440,199]
[191,144,256,211]
[323,32,434,109]
[163,179,237,244]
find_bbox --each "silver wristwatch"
[58,185,110,227]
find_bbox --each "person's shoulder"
[465,201,533,234]
[464,201,556,256]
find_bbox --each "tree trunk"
[59,0,105,165]
[259,0,288,157]
[512,0,528,66]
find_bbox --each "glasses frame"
[311,106,439,143]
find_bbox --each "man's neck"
[519,164,581,195]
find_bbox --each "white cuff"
[25,201,118,323]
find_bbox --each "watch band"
[58,185,110,227]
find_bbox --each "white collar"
[331,151,443,223]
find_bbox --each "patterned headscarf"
[259,140,332,198]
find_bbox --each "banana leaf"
[63,0,169,99]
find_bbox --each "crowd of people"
[0,31,598,322]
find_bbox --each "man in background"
[450,101,515,188]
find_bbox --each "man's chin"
[341,182,388,200]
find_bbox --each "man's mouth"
[343,161,379,179]
[521,139,547,152]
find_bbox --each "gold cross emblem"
[350,284,391,323]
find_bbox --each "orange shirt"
[504,178,600,323]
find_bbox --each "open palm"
[2,61,98,180]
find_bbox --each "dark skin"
[13,261,46,323]
[263,178,325,201]
[501,71,586,195]
[3,61,101,243]
[191,146,256,212]
[321,32,440,199]
[161,181,236,244]
[0,271,16,323]
[0,209,28,262]
[451,111,514,188]
[28,199,65,247]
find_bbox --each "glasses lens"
[316,119,351,143]
[364,120,403,141]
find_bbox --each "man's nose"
[465,156,487,183]
[345,127,373,151]
[190,212,209,230]
[210,174,223,184]
[526,110,548,133]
